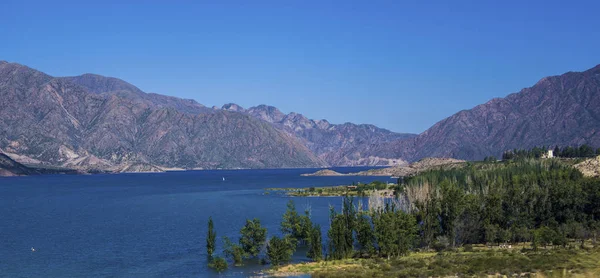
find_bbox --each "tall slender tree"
[439,180,464,247]
[281,200,302,239]
[307,224,323,261]
[206,216,217,258]
[356,213,375,255]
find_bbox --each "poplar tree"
[307,224,323,261]
[206,217,216,258]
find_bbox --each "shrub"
[463,244,473,252]
[208,256,228,272]
[432,236,450,252]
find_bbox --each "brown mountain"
[60,74,213,115]
[222,104,416,165]
[327,64,600,163]
[61,72,415,167]
[0,61,326,171]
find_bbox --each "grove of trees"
[207,154,600,272]
[502,144,600,160]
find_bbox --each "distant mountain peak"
[222,103,246,112]
[0,64,327,170]
[0,60,417,169]
[60,74,143,95]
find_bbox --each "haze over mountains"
[1,60,599,174]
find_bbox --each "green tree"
[208,256,228,272]
[328,210,353,260]
[534,226,558,248]
[206,217,217,258]
[240,218,267,259]
[299,209,313,243]
[267,235,296,266]
[554,146,561,157]
[394,209,418,256]
[223,237,245,266]
[456,194,483,244]
[356,213,375,255]
[372,207,394,258]
[373,205,417,258]
[579,144,595,157]
[439,180,464,247]
[498,228,510,245]
[307,224,323,261]
[416,193,441,248]
[281,200,302,239]
[484,224,499,246]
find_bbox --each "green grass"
[268,247,600,277]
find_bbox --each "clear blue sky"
[1,0,599,133]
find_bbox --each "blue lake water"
[0,167,389,277]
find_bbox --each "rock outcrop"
[574,156,600,177]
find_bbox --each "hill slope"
[0,61,326,171]
[328,64,600,162]
[223,104,416,165]
[0,152,37,176]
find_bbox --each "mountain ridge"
[2,60,599,172]
[326,63,600,163]
[222,103,416,166]
[0,61,327,171]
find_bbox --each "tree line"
[501,144,600,160]
[403,159,600,250]
[205,156,600,272]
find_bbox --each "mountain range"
[324,64,600,163]
[0,61,411,172]
[0,60,599,174]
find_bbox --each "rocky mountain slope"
[0,61,326,171]
[0,149,79,176]
[222,103,416,165]
[328,64,600,163]
[0,151,37,176]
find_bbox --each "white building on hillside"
[543,150,554,158]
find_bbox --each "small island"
[266,181,398,197]
[300,169,345,176]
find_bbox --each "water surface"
[0,167,389,277]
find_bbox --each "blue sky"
[1,0,599,133]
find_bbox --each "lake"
[0,167,389,277]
